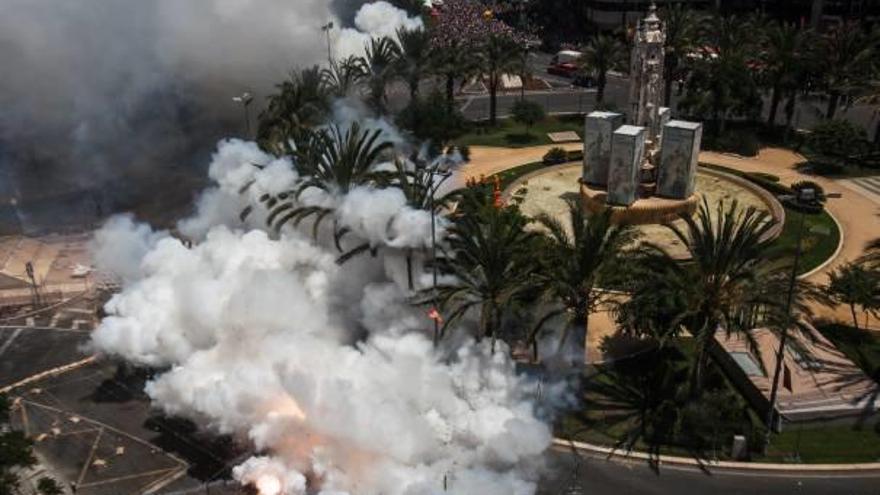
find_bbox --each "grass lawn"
[773,208,840,276]
[555,337,880,464]
[756,422,880,463]
[699,163,840,275]
[456,115,583,148]
[817,324,880,382]
[494,161,558,190]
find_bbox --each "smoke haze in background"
[0,0,420,230]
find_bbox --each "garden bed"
[455,115,584,148]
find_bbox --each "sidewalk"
[699,148,880,329]
[552,438,880,475]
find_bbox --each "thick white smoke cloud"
[91,129,555,493]
[335,2,425,58]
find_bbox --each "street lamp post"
[763,187,814,448]
[427,161,453,347]
[321,22,335,64]
[232,92,253,138]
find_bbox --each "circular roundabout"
[505,162,786,259]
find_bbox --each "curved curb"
[0,290,89,323]
[798,206,845,281]
[552,438,880,475]
[0,356,96,394]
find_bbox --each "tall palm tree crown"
[394,26,432,99]
[619,200,790,394]
[662,5,702,107]
[759,22,814,127]
[531,202,637,363]
[432,191,538,350]
[359,37,400,115]
[477,33,524,125]
[818,23,878,119]
[257,66,329,151]
[578,34,626,107]
[680,15,762,134]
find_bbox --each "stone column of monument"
[628,3,666,144]
[628,3,666,197]
[583,111,624,186]
[656,120,703,199]
[607,125,646,206]
[657,107,672,146]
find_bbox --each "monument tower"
[580,3,703,223]
[628,3,666,143]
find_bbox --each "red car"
[547,50,582,78]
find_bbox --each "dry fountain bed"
[511,164,774,259]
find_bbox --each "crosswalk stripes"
[851,176,880,197]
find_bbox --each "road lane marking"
[0,327,24,358]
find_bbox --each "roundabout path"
[458,145,880,330]
[451,143,582,189]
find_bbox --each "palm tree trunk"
[826,92,840,120]
[489,77,499,126]
[784,93,796,131]
[811,0,824,29]
[597,70,607,107]
[446,73,455,112]
[663,62,675,107]
[406,252,414,291]
[691,348,709,397]
[768,84,782,127]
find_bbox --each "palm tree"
[760,23,812,127]
[529,202,637,365]
[818,23,878,119]
[432,39,477,112]
[680,16,761,134]
[322,56,365,99]
[578,34,626,107]
[619,200,788,395]
[376,158,449,290]
[826,263,880,329]
[433,40,472,111]
[358,37,399,115]
[432,191,538,350]
[243,123,393,261]
[662,4,702,107]
[256,66,329,151]
[394,26,432,100]
[477,33,523,125]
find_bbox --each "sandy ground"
[452,144,583,189]
[514,164,771,259]
[459,145,880,362]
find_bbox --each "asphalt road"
[457,63,878,137]
[540,448,880,495]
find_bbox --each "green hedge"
[700,163,793,196]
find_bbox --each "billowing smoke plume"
[0,0,421,230]
[89,127,558,493]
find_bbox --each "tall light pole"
[321,22,335,65]
[763,186,814,448]
[426,160,453,347]
[25,261,41,309]
[232,92,253,138]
